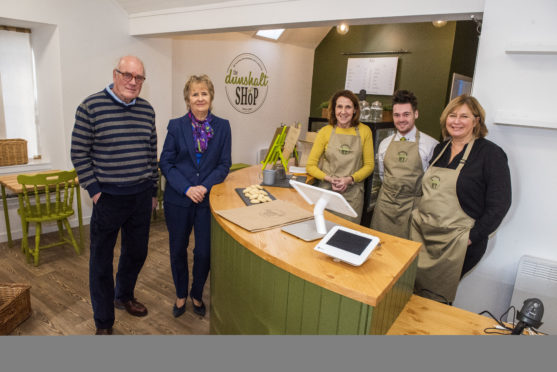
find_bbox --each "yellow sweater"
[306,123,374,182]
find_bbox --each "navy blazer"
[159,113,232,208]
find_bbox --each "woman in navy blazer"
[159,75,232,318]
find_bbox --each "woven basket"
[0,139,28,166]
[0,283,32,335]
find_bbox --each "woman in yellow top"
[306,90,374,223]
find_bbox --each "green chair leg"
[57,220,64,240]
[21,221,30,263]
[33,222,42,267]
[63,218,80,255]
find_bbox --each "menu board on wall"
[345,57,398,95]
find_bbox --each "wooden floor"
[0,216,210,335]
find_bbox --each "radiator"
[507,255,557,334]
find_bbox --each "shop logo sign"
[225,53,269,114]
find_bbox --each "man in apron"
[371,90,438,238]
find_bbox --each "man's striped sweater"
[71,88,158,198]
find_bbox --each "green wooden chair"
[17,170,81,266]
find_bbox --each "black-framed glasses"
[115,69,146,83]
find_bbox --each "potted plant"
[383,104,393,122]
[318,101,329,118]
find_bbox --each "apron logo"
[338,144,352,155]
[430,176,441,189]
[397,151,408,163]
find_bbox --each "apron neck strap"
[456,138,475,172]
[429,138,476,171]
[390,128,419,145]
[431,140,451,165]
[333,124,360,134]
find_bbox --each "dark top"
[431,138,512,275]
[159,113,232,208]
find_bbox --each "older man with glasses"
[71,55,158,335]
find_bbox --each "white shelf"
[494,111,557,130]
[505,45,557,55]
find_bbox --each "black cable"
[499,305,516,327]
[483,327,512,335]
[479,306,515,334]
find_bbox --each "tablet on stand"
[282,180,379,265]
[282,180,356,241]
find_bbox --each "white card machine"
[314,225,379,266]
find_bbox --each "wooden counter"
[209,165,421,334]
[387,295,521,335]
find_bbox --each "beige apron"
[370,131,424,238]
[318,126,364,223]
[409,139,476,303]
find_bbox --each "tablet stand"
[281,180,357,241]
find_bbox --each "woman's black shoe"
[173,302,186,318]
[192,299,206,317]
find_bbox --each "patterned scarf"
[188,111,214,153]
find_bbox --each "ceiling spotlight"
[432,20,447,28]
[336,23,349,35]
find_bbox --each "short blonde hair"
[183,74,215,111]
[440,95,488,139]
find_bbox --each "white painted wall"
[453,0,557,319]
[0,0,172,240]
[171,33,315,165]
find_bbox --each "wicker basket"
[0,283,32,335]
[0,139,28,166]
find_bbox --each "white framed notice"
[345,57,398,95]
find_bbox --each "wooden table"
[387,294,526,335]
[209,165,422,334]
[0,170,83,250]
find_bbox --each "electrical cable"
[479,306,515,334]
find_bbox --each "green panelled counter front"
[209,166,421,334]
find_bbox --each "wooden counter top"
[210,165,421,307]
[387,294,526,335]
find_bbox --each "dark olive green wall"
[446,21,479,104]
[310,22,463,140]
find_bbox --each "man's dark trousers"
[89,188,152,329]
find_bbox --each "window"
[0,26,39,158]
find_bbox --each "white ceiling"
[113,0,331,48]
[115,0,272,15]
